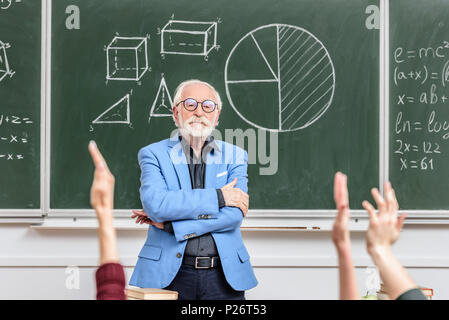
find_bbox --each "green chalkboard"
[390,0,449,210]
[0,1,41,209]
[51,0,379,210]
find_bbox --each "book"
[126,286,178,300]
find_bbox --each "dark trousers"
[164,263,245,300]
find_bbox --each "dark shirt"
[396,288,427,300]
[95,263,126,300]
[163,136,226,257]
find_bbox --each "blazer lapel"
[167,133,192,190]
[167,133,223,190]
[205,142,221,189]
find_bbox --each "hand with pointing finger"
[88,140,119,265]
[88,141,115,218]
[331,172,360,300]
[220,178,249,217]
[332,172,351,254]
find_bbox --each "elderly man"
[129,80,258,300]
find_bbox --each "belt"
[183,256,220,269]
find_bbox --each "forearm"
[370,247,417,300]
[97,212,119,265]
[337,248,360,300]
[171,207,243,242]
[162,189,226,234]
[141,188,219,222]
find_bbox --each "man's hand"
[131,210,164,230]
[332,172,351,254]
[220,178,249,217]
[88,141,115,222]
[362,182,407,256]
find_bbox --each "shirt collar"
[178,135,218,154]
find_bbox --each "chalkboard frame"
[0,0,46,218]
[35,0,449,226]
[43,0,383,226]
[384,0,449,220]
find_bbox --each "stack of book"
[126,286,178,300]
[377,283,434,300]
[420,287,434,300]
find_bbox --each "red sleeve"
[95,263,126,300]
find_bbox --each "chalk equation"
[0,134,29,144]
[395,86,449,106]
[394,42,449,63]
[393,43,449,171]
[393,65,449,88]
[0,114,34,161]
[0,153,24,160]
[396,156,435,171]
[395,110,449,140]
[0,115,34,126]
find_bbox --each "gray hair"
[173,79,222,111]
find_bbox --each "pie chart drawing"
[225,24,335,132]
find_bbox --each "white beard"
[177,111,217,140]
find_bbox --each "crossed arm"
[136,147,248,241]
[170,166,248,242]
[138,147,221,222]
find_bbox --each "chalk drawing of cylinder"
[106,37,149,81]
[161,20,218,56]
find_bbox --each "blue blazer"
[129,134,258,291]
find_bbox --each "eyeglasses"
[177,98,218,113]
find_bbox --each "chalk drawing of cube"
[161,20,218,56]
[106,37,148,81]
[0,41,14,82]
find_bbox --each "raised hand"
[332,172,351,253]
[332,172,360,300]
[362,182,407,255]
[88,141,118,264]
[88,141,115,218]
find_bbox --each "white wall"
[0,221,447,300]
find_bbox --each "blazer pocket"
[237,246,250,263]
[138,245,162,261]
[216,170,228,178]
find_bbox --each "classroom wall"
[0,221,448,300]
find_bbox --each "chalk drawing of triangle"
[93,94,130,124]
[149,77,173,118]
